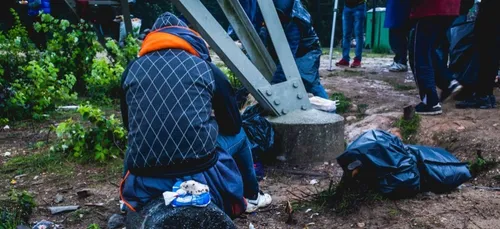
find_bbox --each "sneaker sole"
[415,110,443,115]
[442,85,463,103]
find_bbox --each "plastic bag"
[241,105,274,155]
[309,96,336,113]
[407,145,472,193]
[337,130,420,198]
[119,18,142,44]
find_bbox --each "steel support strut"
[216,0,276,81]
[171,0,311,116]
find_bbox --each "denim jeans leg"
[353,4,366,61]
[413,18,440,106]
[342,6,354,61]
[390,27,409,65]
[217,128,259,199]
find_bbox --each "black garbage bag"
[407,145,472,193]
[449,20,478,87]
[241,104,274,156]
[337,130,420,198]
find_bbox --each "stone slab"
[267,109,345,164]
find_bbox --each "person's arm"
[209,63,242,135]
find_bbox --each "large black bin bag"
[407,145,472,193]
[337,130,420,198]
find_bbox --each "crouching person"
[119,12,271,222]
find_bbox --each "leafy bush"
[217,64,243,89]
[34,14,102,94]
[86,59,124,103]
[330,92,351,114]
[0,190,36,228]
[52,105,127,162]
[105,35,140,68]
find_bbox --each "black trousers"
[475,0,500,97]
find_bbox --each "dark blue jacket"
[28,0,51,16]
[384,0,411,28]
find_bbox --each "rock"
[48,205,80,215]
[357,222,366,228]
[345,112,402,143]
[346,116,357,122]
[309,179,319,185]
[349,104,358,112]
[108,214,126,229]
[54,194,64,204]
[4,152,11,157]
[126,198,236,229]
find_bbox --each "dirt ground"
[1,55,499,229]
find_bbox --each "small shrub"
[330,92,351,114]
[217,63,243,89]
[105,35,140,68]
[469,152,498,177]
[52,105,127,162]
[0,190,36,228]
[87,224,101,229]
[86,59,124,103]
[394,114,421,143]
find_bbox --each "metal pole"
[371,0,376,49]
[120,0,133,35]
[328,0,339,71]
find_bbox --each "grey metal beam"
[256,0,302,81]
[171,0,278,115]
[120,0,133,35]
[216,0,276,81]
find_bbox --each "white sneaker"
[389,63,408,72]
[246,191,272,213]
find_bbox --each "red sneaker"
[350,58,362,68]
[335,59,350,67]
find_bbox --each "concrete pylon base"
[267,109,345,164]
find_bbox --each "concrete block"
[268,109,345,164]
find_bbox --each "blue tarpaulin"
[337,130,471,197]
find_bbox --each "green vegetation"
[469,153,498,177]
[0,190,36,228]
[304,179,385,215]
[217,63,243,89]
[330,92,351,114]
[394,114,421,143]
[87,224,102,229]
[52,105,127,163]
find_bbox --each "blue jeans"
[217,128,259,200]
[342,3,366,62]
[410,16,456,106]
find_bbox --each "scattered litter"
[323,162,329,165]
[346,116,357,121]
[310,96,337,113]
[33,176,39,180]
[32,220,62,229]
[305,208,312,213]
[10,179,17,185]
[14,174,27,179]
[85,203,105,207]
[4,151,11,157]
[310,213,319,218]
[306,222,315,226]
[77,189,92,199]
[248,223,255,229]
[54,194,64,204]
[3,125,10,130]
[309,179,319,185]
[357,222,366,228]
[48,205,80,215]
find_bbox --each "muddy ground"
[1,55,499,229]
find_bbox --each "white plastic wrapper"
[309,96,337,113]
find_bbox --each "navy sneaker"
[456,98,476,109]
[490,95,497,108]
[415,102,442,115]
[477,96,493,109]
[440,80,463,102]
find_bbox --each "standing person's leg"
[389,26,409,72]
[474,0,500,108]
[351,3,366,67]
[413,17,442,115]
[337,6,354,66]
